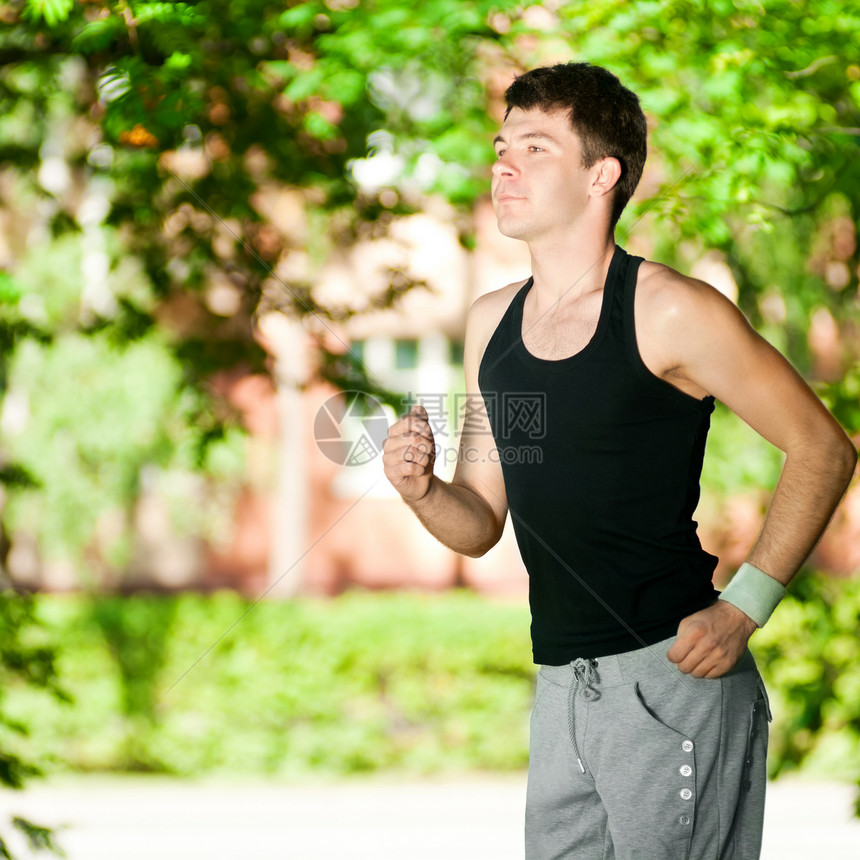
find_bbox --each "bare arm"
[666,279,856,582]
[382,294,509,557]
[638,269,857,676]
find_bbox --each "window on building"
[394,338,419,370]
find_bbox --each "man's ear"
[589,157,622,199]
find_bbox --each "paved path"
[2,774,858,858]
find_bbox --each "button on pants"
[525,635,770,860]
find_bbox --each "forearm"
[404,475,503,558]
[747,433,857,584]
[680,434,855,674]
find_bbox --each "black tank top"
[478,246,719,663]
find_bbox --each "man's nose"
[492,154,517,178]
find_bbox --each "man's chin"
[496,221,528,241]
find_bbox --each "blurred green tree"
[0,589,67,858]
[0,0,856,577]
[0,0,857,810]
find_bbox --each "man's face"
[491,107,592,243]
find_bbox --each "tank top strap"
[607,247,644,345]
[510,276,533,325]
[606,247,637,317]
[479,277,532,382]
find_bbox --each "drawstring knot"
[572,658,600,702]
[568,658,600,774]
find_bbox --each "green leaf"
[284,69,325,102]
[0,464,41,490]
[71,17,123,55]
[303,111,338,141]
[163,52,192,73]
[322,70,366,107]
[279,2,326,35]
[12,817,64,855]
[24,0,74,27]
[0,752,41,790]
[0,273,22,306]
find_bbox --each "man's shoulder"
[471,277,529,311]
[463,278,530,370]
[634,259,753,385]
[637,259,708,295]
[636,259,732,324]
[467,278,529,334]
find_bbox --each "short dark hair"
[504,63,647,227]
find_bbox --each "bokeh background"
[0,0,859,855]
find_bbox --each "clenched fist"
[667,600,758,679]
[382,404,437,502]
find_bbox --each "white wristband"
[718,562,786,628]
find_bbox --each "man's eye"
[495,149,506,159]
[529,146,543,152]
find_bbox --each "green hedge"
[3,578,859,795]
[5,590,535,777]
[753,571,860,791]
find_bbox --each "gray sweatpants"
[526,635,770,860]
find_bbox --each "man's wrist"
[718,562,786,628]
[403,474,438,509]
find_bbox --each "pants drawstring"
[567,658,600,774]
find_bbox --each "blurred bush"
[0,589,68,857]
[2,583,859,803]
[754,570,860,793]
[7,590,534,777]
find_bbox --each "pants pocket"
[727,676,769,858]
[742,679,770,793]
[756,676,773,722]
[591,681,707,859]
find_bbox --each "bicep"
[451,303,508,533]
[451,391,508,527]
[679,292,842,453]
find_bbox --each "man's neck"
[527,226,616,308]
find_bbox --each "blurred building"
[198,199,860,599]
[204,199,538,598]
[5,173,855,598]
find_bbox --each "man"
[382,63,856,859]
